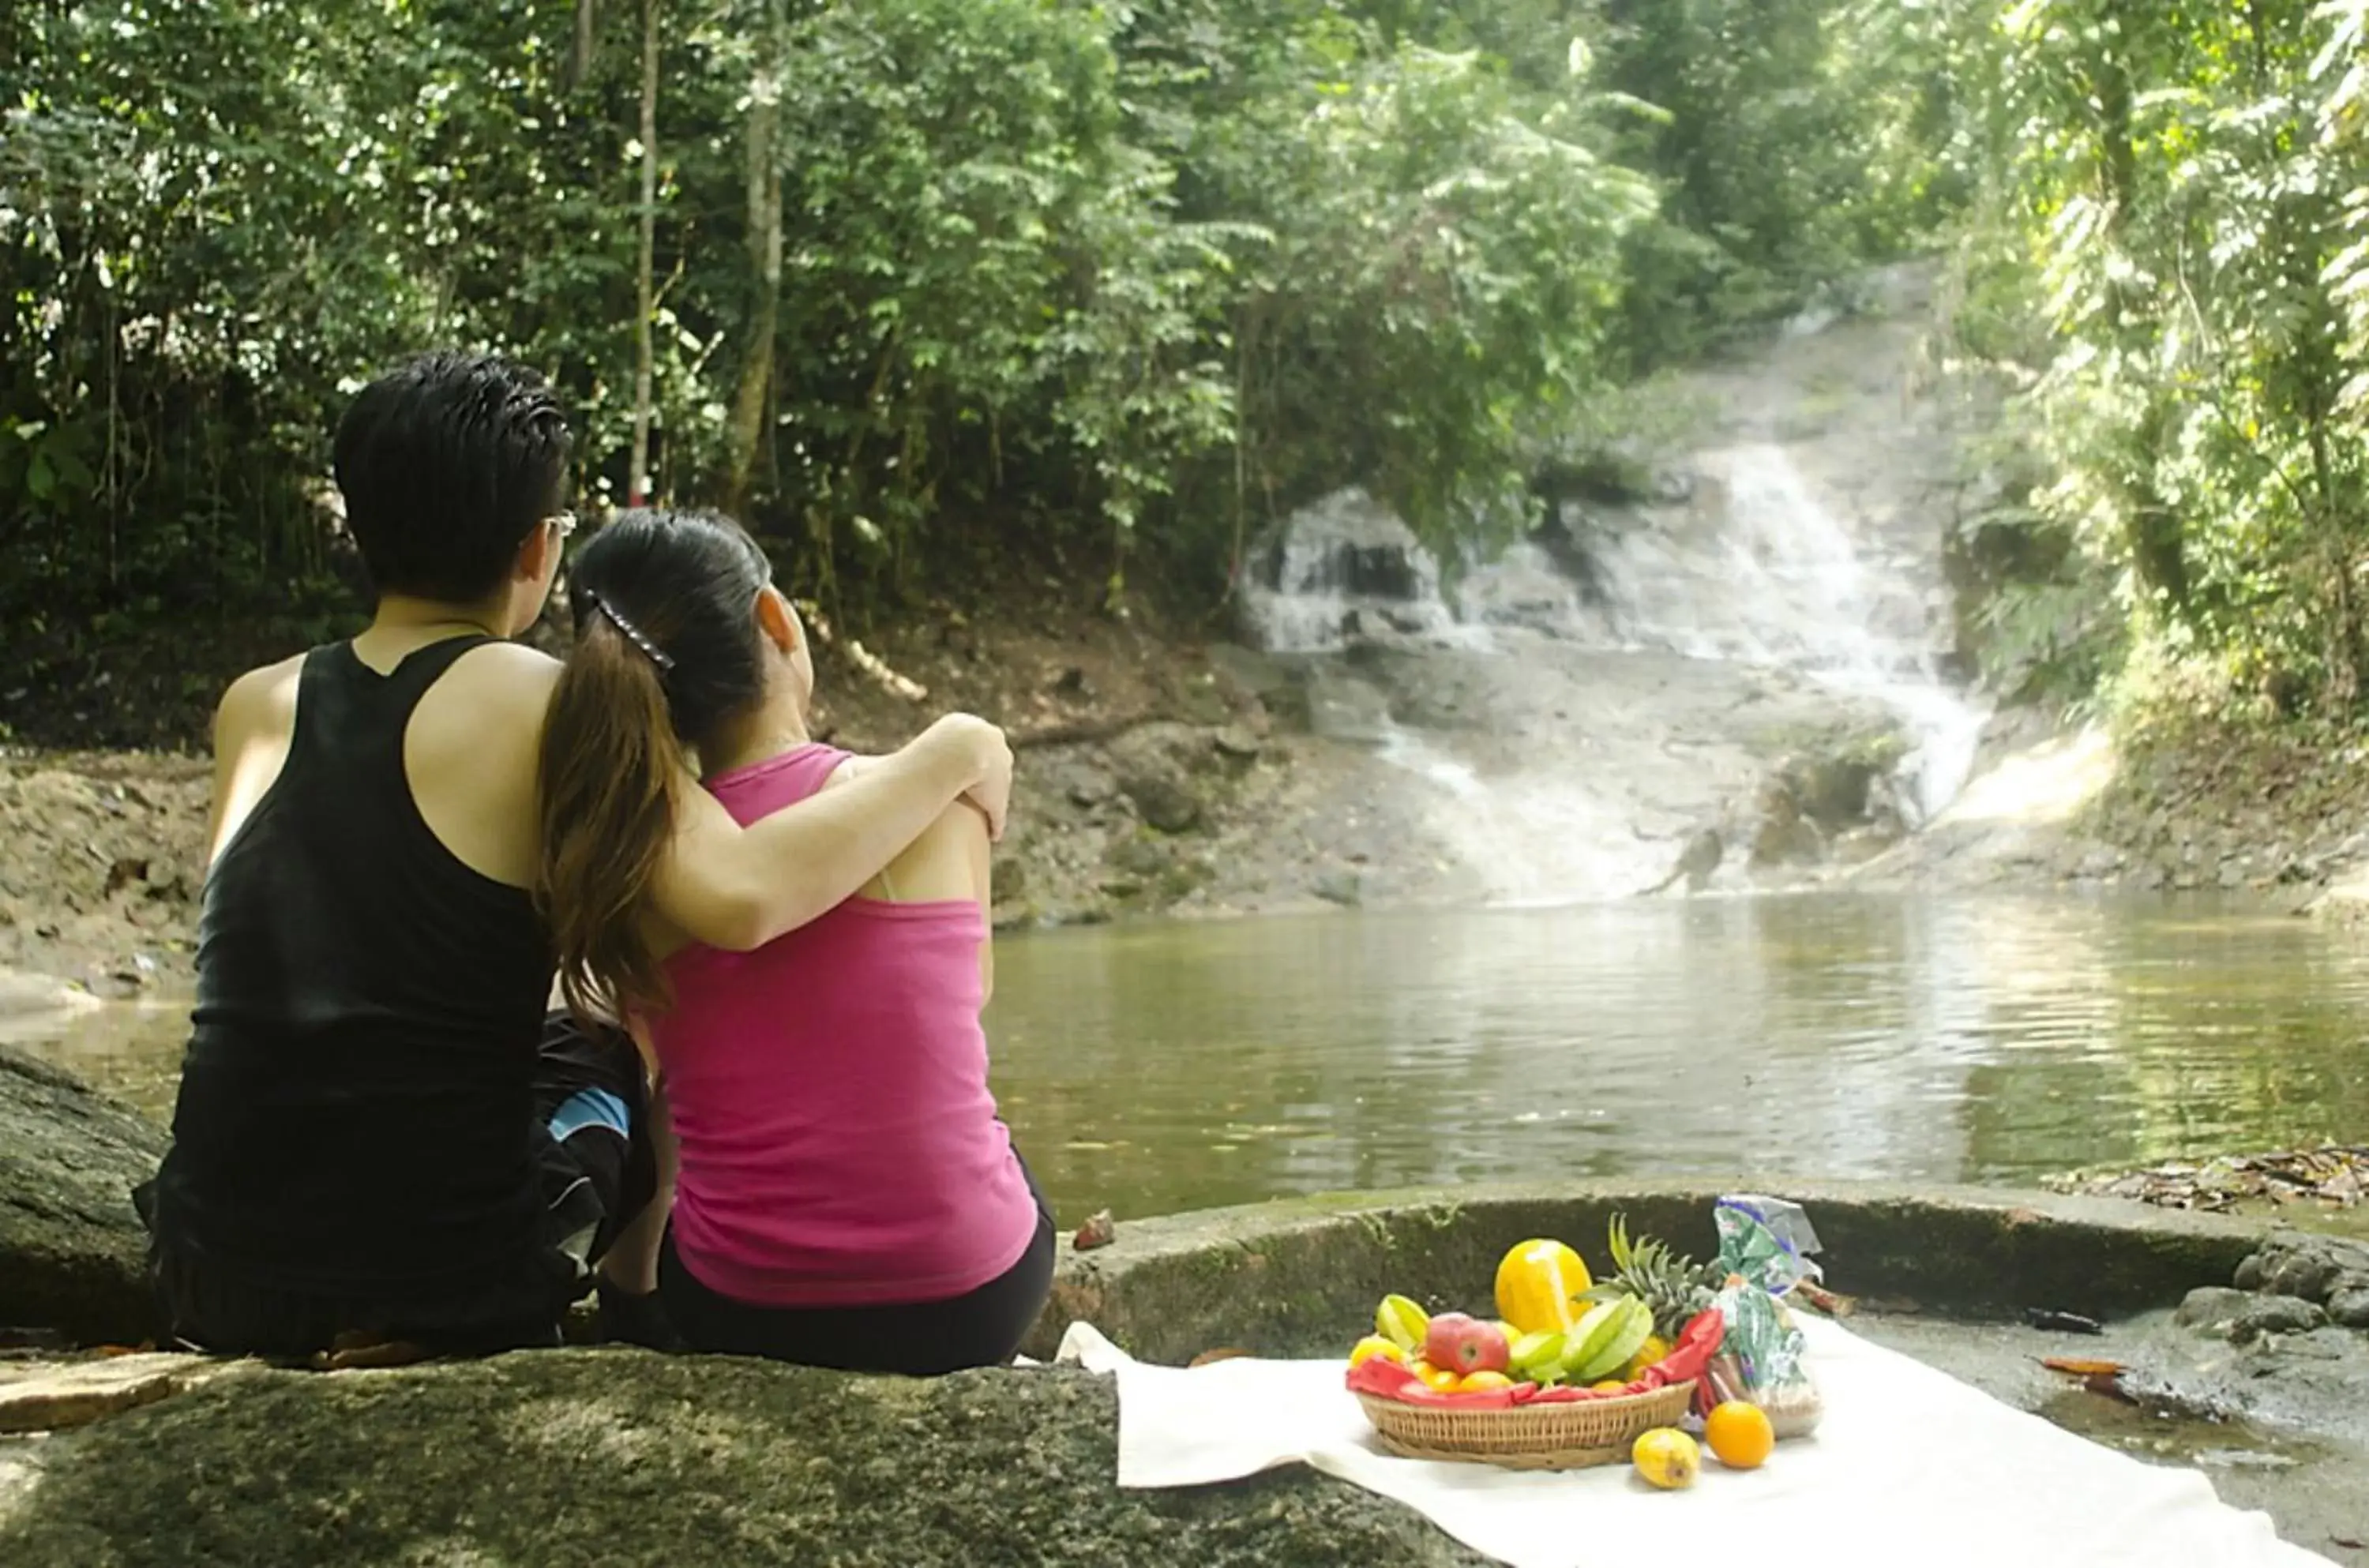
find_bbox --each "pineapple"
[1588,1214,1723,1337]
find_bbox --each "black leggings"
[658,1178,1057,1376]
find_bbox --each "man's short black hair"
[332,351,573,605]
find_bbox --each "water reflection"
[17,896,2369,1223]
[980,896,2369,1219]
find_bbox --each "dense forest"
[6,1,2369,740]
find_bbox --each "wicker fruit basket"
[1356,1380,1698,1471]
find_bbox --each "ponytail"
[537,613,686,1022]
[535,508,777,1021]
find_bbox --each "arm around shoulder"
[648,714,1011,951]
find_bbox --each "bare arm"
[645,714,1012,952]
[967,808,993,1004]
[205,658,302,865]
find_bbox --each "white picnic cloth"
[1056,1315,2330,1568]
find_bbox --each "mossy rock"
[0,1046,167,1345]
[0,1352,1489,1567]
[1029,1182,2266,1365]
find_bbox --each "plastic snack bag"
[1702,1200,1825,1436]
[1714,1194,1823,1296]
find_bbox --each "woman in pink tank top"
[535,509,1050,1374]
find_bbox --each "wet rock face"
[2236,1295,2328,1341]
[2175,1286,2254,1333]
[0,1353,1489,1568]
[1242,490,1457,655]
[2205,1233,2369,1341]
[0,1046,167,1346]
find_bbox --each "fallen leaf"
[2042,1358,2127,1378]
[1188,1349,1252,1368]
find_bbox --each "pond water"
[16,895,2369,1225]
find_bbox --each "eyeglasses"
[547,511,579,543]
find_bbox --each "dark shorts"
[657,1157,1057,1376]
[146,1011,659,1357]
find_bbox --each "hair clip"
[584,588,675,671]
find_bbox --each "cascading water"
[1240,276,1988,904]
[1241,487,1463,655]
[1549,443,1988,825]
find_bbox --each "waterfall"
[1554,443,1987,823]
[1237,286,1988,904]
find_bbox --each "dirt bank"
[1845,701,2369,917]
[0,583,1491,1002]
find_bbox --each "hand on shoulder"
[916,713,1012,840]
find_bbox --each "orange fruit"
[1631,1427,1699,1490]
[1703,1400,1775,1470]
[1349,1335,1406,1369]
[1622,1334,1671,1380]
[1410,1360,1462,1393]
[1456,1370,1515,1393]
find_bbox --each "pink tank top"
[653,744,1039,1307]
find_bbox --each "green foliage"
[1811,0,2369,723]
[2,0,1915,670]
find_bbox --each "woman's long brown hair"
[536,508,773,1022]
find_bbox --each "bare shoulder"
[441,640,563,720]
[213,653,305,745]
[407,640,563,888]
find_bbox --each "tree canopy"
[9,1,2369,733]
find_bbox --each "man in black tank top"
[145,353,1016,1356]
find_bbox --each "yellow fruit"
[1703,1401,1775,1470]
[1456,1370,1516,1393]
[1410,1360,1462,1393]
[1494,1239,1594,1336]
[1376,1294,1430,1353]
[1631,1427,1700,1491]
[1622,1334,1672,1380]
[1590,1379,1630,1394]
[1349,1336,1406,1370]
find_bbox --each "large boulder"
[0,1351,1488,1567]
[0,1045,167,1344]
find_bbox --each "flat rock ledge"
[0,1350,1489,1568]
[1026,1180,2270,1364]
[0,1179,2294,1566]
[0,1045,166,1345]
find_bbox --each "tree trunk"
[723,2,787,512]
[2091,47,2190,610]
[629,0,660,507]
[564,0,597,91]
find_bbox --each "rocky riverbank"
[1843,701,2369,918]
[6,1138,2367,1565]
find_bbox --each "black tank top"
[153,637,555,1305]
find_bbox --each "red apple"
[1423,1312,1511,1376]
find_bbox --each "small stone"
[2233,1254,2266,1291]
[2329,1286,2369,1330]
[1312,871,1363,908]
[1104,837,1170,879]
[1118,771,1202,835]
[1072,1211,1117,1253]
[2176,1287,2253,1332]
[2266,1247,2346,1304]
[2233,1294,2326,1341]
[1210,727,1261,763]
